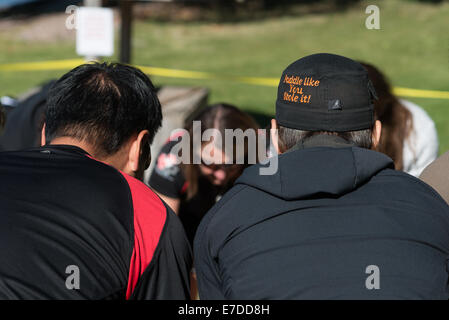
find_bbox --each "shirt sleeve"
[149,140,186,198]
[194,247,226,300]
[129,205,193,300]
[120,172,192,300]
[193,190,244,300]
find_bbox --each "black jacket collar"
[32,144,91,157]
[290,134,355,151]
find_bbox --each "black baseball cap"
[275,53,377,132]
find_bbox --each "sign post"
[120,0,133,64]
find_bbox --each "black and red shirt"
[0,145,192,299]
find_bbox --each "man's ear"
[125,130,150,179]
[371,120,382,150]
[270,118,281,155]
[41,123,46,146]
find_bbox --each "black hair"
[45,62,162,157]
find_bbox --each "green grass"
[1,0,449,152]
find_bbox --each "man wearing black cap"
[194,53,449,299]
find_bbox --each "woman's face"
[198,142,242,186]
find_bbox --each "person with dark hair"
[360,62,438,176]
[149,103,260,245]
[194,53,449,299]
[0,62,192,299]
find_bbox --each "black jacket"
[194,135,449,299]
[0,145,192,299]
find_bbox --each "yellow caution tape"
[0,59,85,71]
[393,87,449,100]
[137,65,279,87]
[0,59,448,100]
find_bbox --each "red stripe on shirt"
[120,173,167,299]
[84,154,167,298]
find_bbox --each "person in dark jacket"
[194,53,449,300]
[0,62,192,299]
[0,80,55,152]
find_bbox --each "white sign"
[76,7,114,58]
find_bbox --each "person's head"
[359,62,412,171]
[182,103,260,198]
[272,53,381,154]
[43,62,162,180]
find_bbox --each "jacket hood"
[235,135,394,200]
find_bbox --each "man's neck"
[49,137,97,156]
[48,136,134,179]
